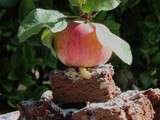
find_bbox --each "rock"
[50,64,121,104]
[71,90,154,120]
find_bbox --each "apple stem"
[79,11,98,23]
[58,12,98,23]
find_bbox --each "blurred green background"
[0,0,160,113]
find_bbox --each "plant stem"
[58,16,81,21]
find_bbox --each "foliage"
[18,0,132,66]
[0,0,160,112]
[18,8,67,42]
[69,0,121,13]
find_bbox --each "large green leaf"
[18,8,67,42]
[95,23,132,65]
[41,29,56,57]
[69,0,120,13]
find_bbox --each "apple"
[54,21,112,67]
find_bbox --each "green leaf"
[69,0,86,7]
[139,72,156,89]
[41,29,56,57]
[2,82,13,92]
[41,29,58,68]
[151,0,160,19]
[70,0,121,13]
[8,71,17,81]
[18,8,67,42]
[30,85,48,100]
[7,94,20,108]
[94,11,107,22]
[39,0,54,9]
[0,9,6,18]
[18,0,35,20]
[95,23,132,65]
[104,19,120,35]
[151,52,160,64]
[120,0,128,6]
[8,99,17,108]
[42,51,58,68]
[20,74,35,87]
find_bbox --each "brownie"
[18,89,160,120]
[50,64,121,104]
[71,91,154,120]
[143,88,160,120]
[18,101,64,120]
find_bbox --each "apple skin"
[54,21,112,67]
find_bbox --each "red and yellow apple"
[54,21,112,67]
